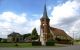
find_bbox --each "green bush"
[46,39,55,46]
[14,43,19,46]
[1,39,7,43]
[46,41,55,46]
[32,41,41,46]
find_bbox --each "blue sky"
[0,0,80,39]
[0,0,67,19]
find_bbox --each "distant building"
[24,37,31,42]
[7,32,31,42]
[7,32,23,42]
[40,4,73,46]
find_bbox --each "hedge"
[32,41,41,46]
[46,39,55,46]
[46,41,55,46]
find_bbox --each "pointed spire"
[41,0,49,19]
[43,4,48,17]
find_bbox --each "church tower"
[40,4,52,46]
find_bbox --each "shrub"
[46,41,55,46]
[46,39,55,46]
[32,41,41,46]
[1,39,7,43]
[14,43,19,46]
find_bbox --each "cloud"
[50,0,80,38]
[50,0,80,24]
[0,12,27,24]
[0,11,41,38]
[0,12,27,38]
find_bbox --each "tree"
[31,28,39,40]
[0,38,2,42]
[23,33,31,39]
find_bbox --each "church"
[40,4,73,46]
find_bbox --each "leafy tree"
[23,33,31,39]
[31,28,39,40]
[0,38,2,42]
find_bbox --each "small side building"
[7,32,23,42]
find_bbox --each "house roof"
[8,32,21,37]
[50,27,73,40]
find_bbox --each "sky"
[0,0,80,39]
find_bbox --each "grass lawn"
[0,43,32,48]
[0,43,68,48]
[74,41,80,44]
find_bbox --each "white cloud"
[69,20,80,33]
[0,11,40,38]
[14,16,27,24]
[0,12,27,24]
[0,12,28,38]
[50,0,80,38]
[26,19,40,34]
[50,0,80,25]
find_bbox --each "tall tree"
[31,28,39,40]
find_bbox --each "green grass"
[0,43,32,48]
[0,43,67,48]
[74,41,80,44]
